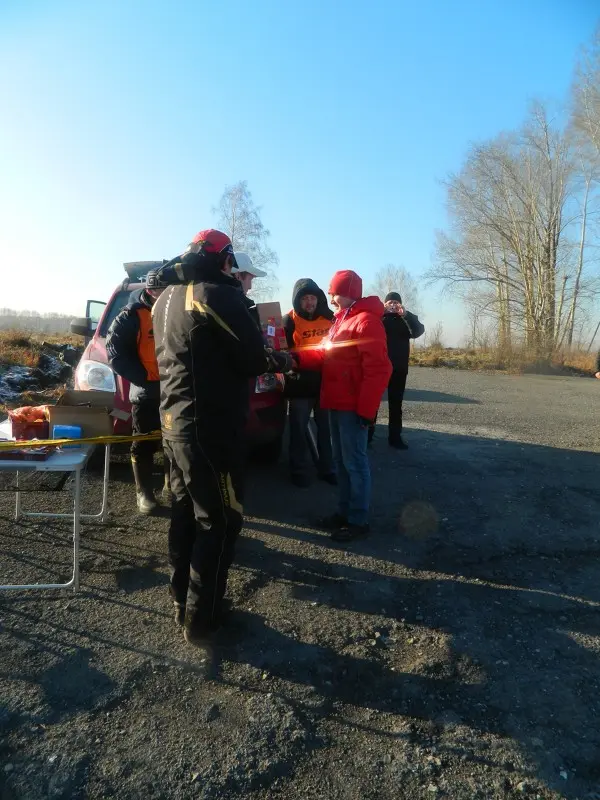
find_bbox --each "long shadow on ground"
[234,426,600,797]
[0,426,598,798]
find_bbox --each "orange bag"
[8,406,50,440]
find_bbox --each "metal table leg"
[1,445,109,592]
[72,465,81,592]
[15,470,21,521]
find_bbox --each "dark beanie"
[385,291,402,303]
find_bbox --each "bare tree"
[462,286,496,348]
[569,31,600,347]
[427,321,444,349]
[428,103,591,359]
[213,180,279,301]
[572,28,600,159]
[561,163,597,347]
[368,264,421,312]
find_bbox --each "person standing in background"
[233,251,265,329]
[368,291,424,449]
[282,279,335,487]
[106,270,167,515]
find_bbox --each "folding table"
[0,442,111,592]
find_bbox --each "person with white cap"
[233,252,266,328]
[233,252,267,295]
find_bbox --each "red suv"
[70,261,286,461]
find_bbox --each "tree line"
[0,309,74,334]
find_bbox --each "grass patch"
[410,346,597,376]
[0,331,80,415]
[0,330,79,368]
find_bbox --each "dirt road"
[1,368,599,799]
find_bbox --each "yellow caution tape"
[0,431,162,451]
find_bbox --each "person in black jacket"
[368,291,425,449]
[152,229,291,646]
[232,251,265,330]
[282,279,335,487]
[106,272,166,515]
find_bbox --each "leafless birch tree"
[368,264,421,312]
[428,103,598,358]
[213,181,279,301]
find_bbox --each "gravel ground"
[1,367,599,800]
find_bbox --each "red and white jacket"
[295,296,392,421]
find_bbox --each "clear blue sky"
[1,0,597,343]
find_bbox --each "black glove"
[265,348,295,374]
[358,416,373,429]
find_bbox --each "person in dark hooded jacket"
[368,291,425,449]
[152,229,292,646]
[283,279,335,487]
[106,271,166,515]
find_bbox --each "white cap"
[232,251,267,277]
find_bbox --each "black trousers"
[387,370,408,431]
[163,438,244,629]
[288,397,333,477]
[131,400,160,459]
[369,370,408,441]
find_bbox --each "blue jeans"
[329,410,371,526]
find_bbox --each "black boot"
[131,456,158,515]
[389,426,408,450]
[331,523,370,542]
[367,424,376,446]
[319,512,349,530]
[291,473,311,487]
[319,472,338,486]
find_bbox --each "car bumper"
[112,395,286,443]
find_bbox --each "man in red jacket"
[293,270,392,541]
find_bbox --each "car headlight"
[75,360,116,392]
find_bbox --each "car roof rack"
[123,261,165,283]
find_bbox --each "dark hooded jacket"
[383,309,425,372]
[283,279,334,399]
[106,288,160,405]
[241,292,261,331]
[152,254,269,444]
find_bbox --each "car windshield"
[98,289,138,337]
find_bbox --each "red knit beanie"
[328,270,363,300]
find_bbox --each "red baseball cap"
[187,229,234,257]
[329,270,363,301]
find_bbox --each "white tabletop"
[0,445,93,472]
[0,418,92,471]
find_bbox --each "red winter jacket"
[296,296,392,420]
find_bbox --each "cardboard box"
[256,302,288,351]
[48,390,116,439]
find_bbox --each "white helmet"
[233,251,267,277]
